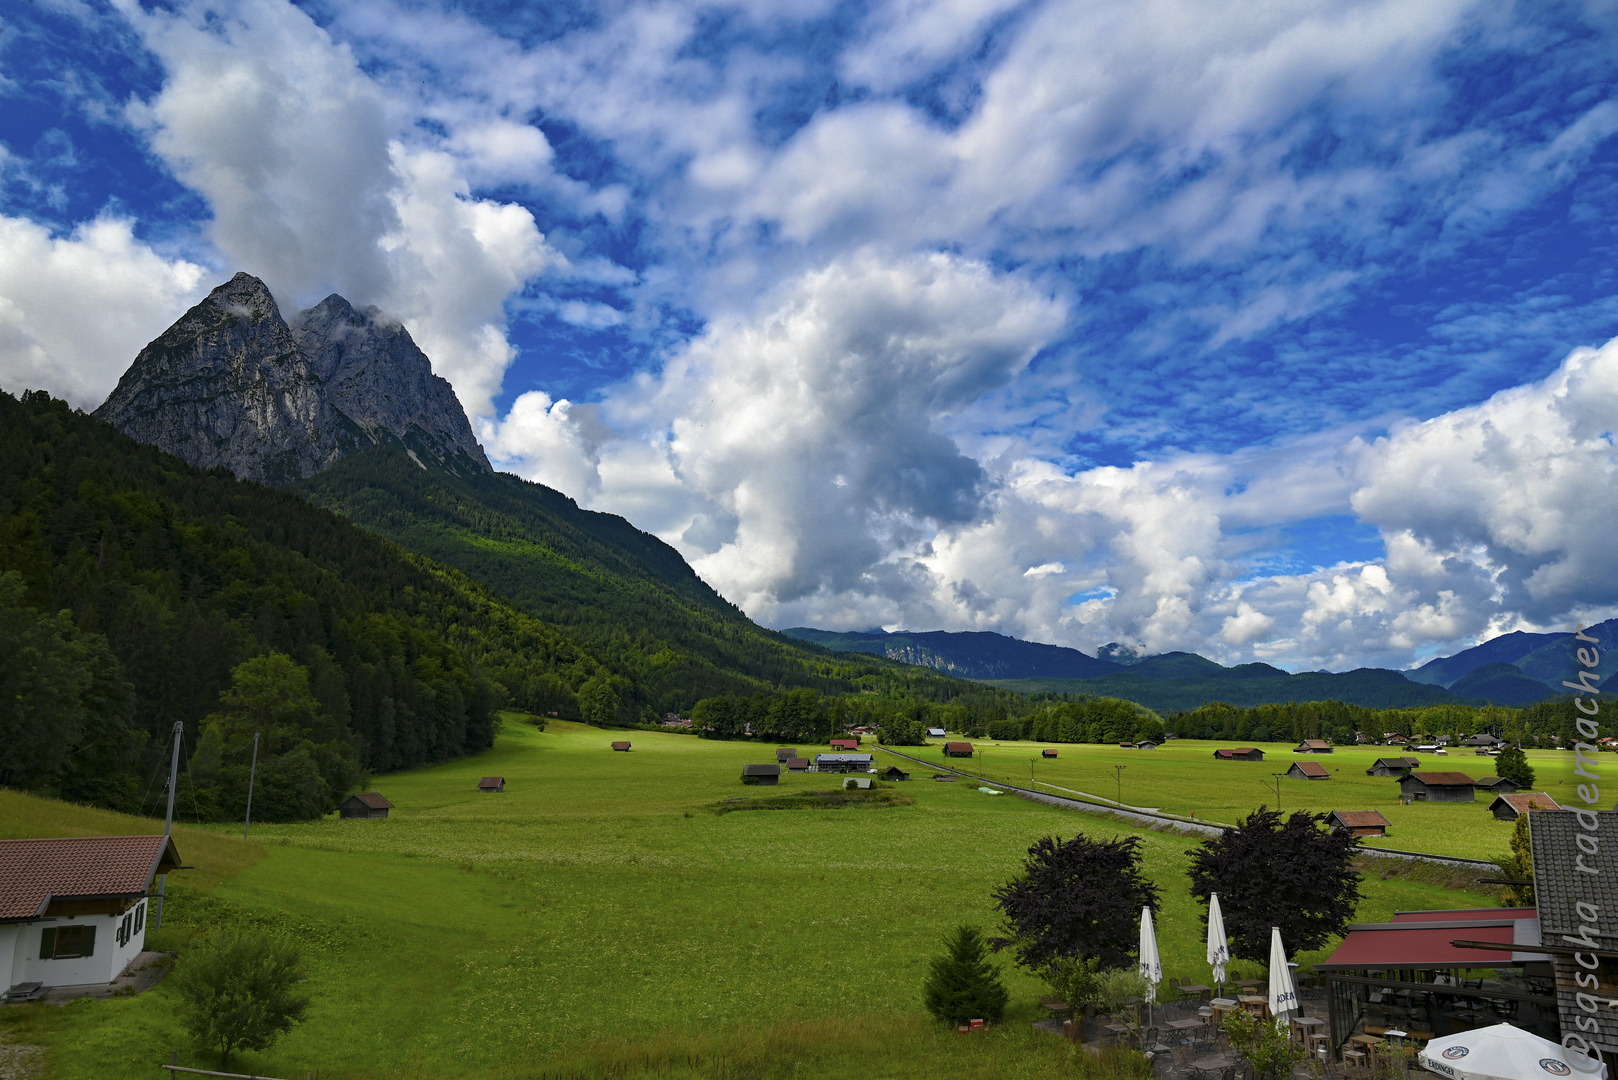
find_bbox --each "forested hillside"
[294,445,984,718]
[0,390,606,817]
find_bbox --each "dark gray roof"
[742,763,781,776]
[814,753,873,763]
[1531,810,1618,1055]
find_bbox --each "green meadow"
[0,721,1507,1079]
[905,737,1585,862]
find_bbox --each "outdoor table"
[1238,994,1269,1017]
[1167,1019,1204,1034]
[1234,979,1263,989]
[1290,1016,1324,1046]
[1180,983,1213,1000]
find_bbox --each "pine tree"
[1495,744,1535,789]
[923,925,1009,1025]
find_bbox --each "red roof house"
[0,835,183,996]
[478,776,506,792]
[944,741,975,757]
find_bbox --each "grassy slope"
[1,724,1498,1080]
[895,737,1579,861]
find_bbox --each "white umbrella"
[1140,906,1163,1029]
[1419,1023,1608,1080]
[1267,926,1299,1024]
[1207,893,1230,994]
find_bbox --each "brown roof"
[611,741,631,750]
[0,835,181,921]
[1290,761,1329,777]
[346,792,393,810]
[1330,810,1390,828]
[1494,793,1561,814]
[945,741,974,753]
[478,776,505,789]
[1408,771,1477,786]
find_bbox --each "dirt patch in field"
[710,788,916,815]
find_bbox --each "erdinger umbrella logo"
[1442,1048,1470,1060]
[1540,1060,1571,1076]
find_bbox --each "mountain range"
[82,273,1000,720]
[784,622,1611,711]
[79,270,1602,723]
[95,273,489,484]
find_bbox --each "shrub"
[923,925,1009,1025]
[173,929,310,1066]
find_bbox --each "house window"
[133,901,145,935]
[40,924,96,959]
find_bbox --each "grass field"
[0,721,1508,1079]
[898,737,1584,862]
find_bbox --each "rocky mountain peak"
[95,273,491,484]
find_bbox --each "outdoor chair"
[1342,1049,1369,1071]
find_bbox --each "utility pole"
[155,721,182,929]
[1264,773,1284,809]
[243,732,261,838]
[1114,764,1126,808]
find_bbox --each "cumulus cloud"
[0,213,206,406]
[122,0,567,417]
[491,251,1068,615]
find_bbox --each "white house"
[0,835,183,999]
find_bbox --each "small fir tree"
[1495,744,1535,789]
[923,925,1009,1025]
[1492,808,1537,906]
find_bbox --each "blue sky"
[6,0,1618,670]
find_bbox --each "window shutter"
[82,924,95,957]
[134,901,145,934]
[40,927,56,959]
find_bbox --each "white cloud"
[122,0,569,418]
[0,214,207,407]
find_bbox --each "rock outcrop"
[95,273,490,483]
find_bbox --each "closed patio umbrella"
[1418,1023,1607,1080]
[1207,893,1230,995]
[1140,906,1163,1029]
[1267,926,1299,1024]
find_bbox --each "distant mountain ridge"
[95,273,489,484]
[783,622,1612,710]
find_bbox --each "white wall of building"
[6,899,148,989]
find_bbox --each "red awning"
[1319,922,1519,969]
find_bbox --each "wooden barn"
[944,741,975,758]
[1463,733,1504,748]
[1213,747,1264,761]
[843,777,873,790]
[1041,748,1058,758]
[786,757,810,772]
[1134,740,1158,750]
[741,763,781,786]
[1286,761,1330,780]
[1327,810,1389,836]
[1474,775,1523,795]
[926,727,947,738]
[339,792,393,819]
[478,776,506,793]
[1397,771,1477,802]
[1293,739,1333,753]
[882,766,910,781]
[1489,792,1560,820]
[776,747,798,762]
[1365,757,1420,777]
[611,741,631,752]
